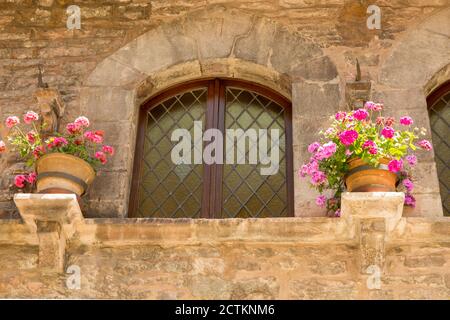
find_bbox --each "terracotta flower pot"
[36,153,96,196]
[345,157,397,192]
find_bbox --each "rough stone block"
[111,25,197,75]
[85,57,147,87]
[403,193,443,218]
[379,12,450,88]
[341,192,405,233]
[292,82,341,120]
[36,220,65,271]
[293,56,338,81]
[289,278,357,299]
[79,87,135,122]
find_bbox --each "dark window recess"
[427,81,450,216]
[129,79,294,218]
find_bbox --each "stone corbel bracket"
[14,194,84,271]
[345,81,371,109]
[345,58,372,109]
[341,192,405,274]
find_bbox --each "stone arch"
[80,7,340,217]
[425,63,450,97]
[374,8,450,217]
[379,7,450,90]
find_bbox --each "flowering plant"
[0,111,114,189]
[299,102,433,217]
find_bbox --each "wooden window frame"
[427,80,450,108]
[128,78,294,218]
[426,80,450,216]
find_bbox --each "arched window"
[427,81,450,216]
[129,79,294,218]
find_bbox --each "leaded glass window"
[129,79,293,218]
[428,81,450,216]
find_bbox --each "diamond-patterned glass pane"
[136,88,207,218]
[222,88,288,218]
[429,92,450,216]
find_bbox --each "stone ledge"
[0,220,38,245]
[341,192,405,233]
[3,193,449,248]
[78,217,353,246]
[389,217,450,243]
[2,215,448,246]
[13,194,85,271]
[14,194,84,239]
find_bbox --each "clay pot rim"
[347,157,391,166]
[36,152,96,177]
[345,156,399,191]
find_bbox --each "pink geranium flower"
[381,126,395,139]
[308,142,320,153]
[23,111,39,124]
[323,141,337,154]
[5,116,20,128]
[47,137,68,149]
[74,116,90,128]
[364,101,383,111]
[27,172,37,184]
[324,127,335,137]
[404,194,416,207]
[95,151,107,164]
[362,140,376,149]
[0,140,5,153]
[402,179,414,192]
[385,117,395,127]
[375,117,384,126]
[26,131,37,144]
[418,140,432,151]
[362,140,377,155]
[14,175,27,188]
[315,142,337,160]
[316,195,327,208]
[66,122,81,134]
[353,108,369,121]
[32,145,45,159]
[399,116,413,126]
[102,145,115,156]
[388,159,403,173]
[364,101,376,110]
[299,160,319,178]
[339,130,358,146]
[335,112,346,121]
[405,155,417,166]
[84,131,104,144]
[311,171,327,186]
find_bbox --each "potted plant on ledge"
[299,102,433,217]
[0,111,114,198]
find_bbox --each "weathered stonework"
[0,1,448,218]
[0,0,449,300]
[0,193,447,299]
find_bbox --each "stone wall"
[0,193,449,299]
[0,1,449,218]
[2,239,449,299]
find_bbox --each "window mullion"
[201,80,219,218]
[210,79,226,218]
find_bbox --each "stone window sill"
[1,192,448,272]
